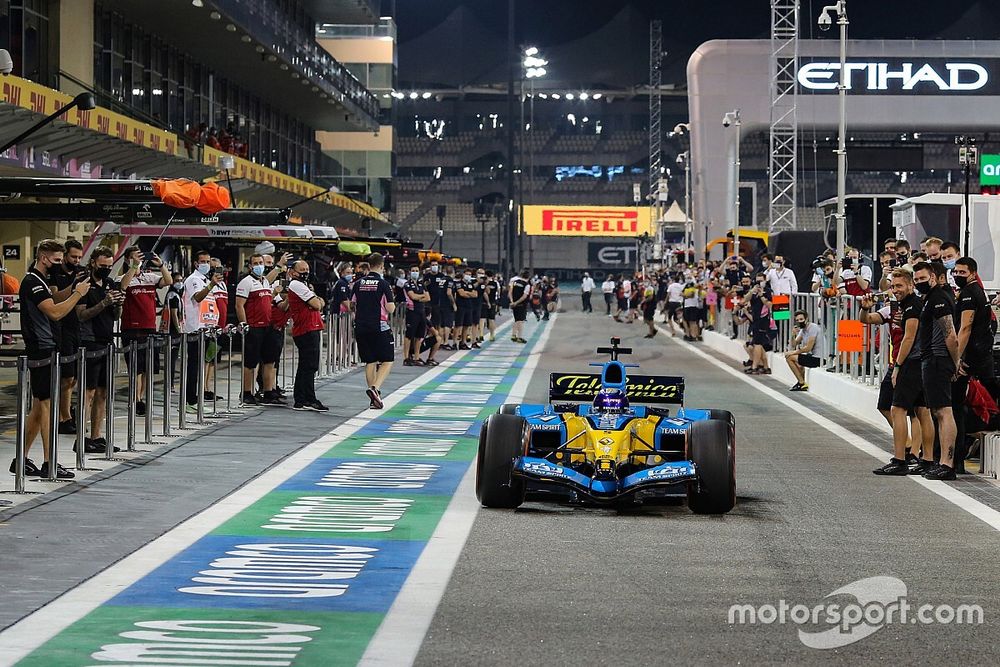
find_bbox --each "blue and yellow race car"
[476,338,736,514]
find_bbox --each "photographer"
[236,252,288,406]
[951,257,994,472]
[784,310,824,391]
[120,245,172,416]
[836,247,872,297]
[75,246,126,453]
[877,251,895,291]
[745,273,775,375]
[47,239,86,435]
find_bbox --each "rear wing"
[549,373,685,405]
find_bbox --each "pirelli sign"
[523,205,653,237]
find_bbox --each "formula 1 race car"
[476,338,736,514]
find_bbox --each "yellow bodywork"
[549,413,669,471]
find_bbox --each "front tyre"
[476,414,528,508]
[687,419,736,514]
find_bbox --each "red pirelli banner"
[522,205,653,237]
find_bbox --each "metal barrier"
[3,310,369,497]
[716,290,891,387]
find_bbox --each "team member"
[765,254,798,295]
[47,239,87,435]
[838,247,872,296]
[473,269,488,345]
[120,245,172,416]
[681,278,705,341]
[439,265,457,350]
[640,284,658,338]
[581,272,595,313]
[182,250,222,410]
[601,276,616,316]
[285,260,327,412]
[351,253,395,409]
[331,262,354,314]
[403,266,430,365]
[455,269,477,349]
[509,269,531,343]
[952,257,994,472]
[913,261,960,480]
[482,270,500,342]
[663,273,684,337]
[784,311,824,391]
[76,246,127,454]
[236,252,288,405]
[16,240,90,479]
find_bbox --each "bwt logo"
[542,209,639,234]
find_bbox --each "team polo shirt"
[919,286,955,360]
[405,278,427,314]
[351,271,393,330]
[121,270,162,331]
[212,281,230,327]
[182,271,217,334]
[956,281,992,358]
[270,295,290,329]
[509,276,529,303]
[19,268,57,351]
[236,274,273,327]
[80,278,121,345]
[287,278,323,337]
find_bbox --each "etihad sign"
[797,62,989,92]
[523,205,653,237]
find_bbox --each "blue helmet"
[592,387,629,414]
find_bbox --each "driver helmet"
[592,387,629,414]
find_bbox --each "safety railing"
[1,312,366,498]
[716,291,891,387]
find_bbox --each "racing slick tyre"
[476,414,527,508]
[498,403,519,415]
[707,409,735,428]
[687,419,736,515]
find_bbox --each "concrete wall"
[58,0,95,93]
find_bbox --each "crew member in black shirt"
[508,269,531,343]
[438,266,457,350]
[16,239,90,479]
[951,257,994,472]
[76,246,129,454]
[483,270,500,342]
[426,260,442,329]
[331,263,354,315]
[47,238,86,435]
[913,261,960,480]
[403,267,430,366]
[350,253,396,409]
[455,269,476,350]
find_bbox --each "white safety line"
[0,319,518,665]
[661,327,1000,532]
[358,313,558,667]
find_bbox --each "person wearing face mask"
[426,261,442,332]
[483,270,500,342]
[472,270,488,345]
[45,239,88,436]
[939,241,961,288]
[350,253,395,409]
[15,239,91,479]
[911,261,960,480]
[284,259,327,412]
[166,272,184,388]
[403,266,430,365]
[894,239,911,267]
[75,246,130,454]
[951,257,994,473]
[439,266,458,350]
[182,249,223,410]
[120,245,172,416]
[236,252,288,406]
[837,247,872,297]
[455,271,477,349]
[765,254,797,296]
[331,262,354,315]
[783,310,824,391]
[924,236,943,262]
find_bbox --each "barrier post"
[210,329,219,416]
[103,343,120,462]
[196,329,206,424]
[162,334,172,437]
[280,330,288,391]
[126,342,137,453]
[74,347,98,470]
[44,350,66,483]
[7,356,41,494]
[178,332,190,430]
[141,338,157,447]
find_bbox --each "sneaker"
[241,392,259,406]
[58,419,77,435]
[9,457,42,476]
[742,360,753,368]
[135,400,146,417]
[185,403,199,414]
[905,452,919,465]
[789,382,802,391]
[458,343,470,350]
[83,437,120,454]
[516,337,528,344]
[923,464,957,481]
[204,391,217,401]
[908,459,935,476]
[643,333,654,339]
[489,335,496,342]
[790,384,808,392]
[873,459,910,475]
[38,461,75,480]
[424,359,439,366]
[403,358,414,366]
[471,342,481,349]
[260,392,287,406]
[366,387,384,410]
[292,403,309,411]
[307,401,329,412]
[510,337,518,343]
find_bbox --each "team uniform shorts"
[921,356,955,410]
[512,304,527,322]
[458,307,475,328]
[683,306,702,323]
[430,305,442,328]
[59,330,80,379]
[243,326,267,369]
[28,348,56,400]
[121,328,158,376]
[261,327,284,365]
[355,325,395,363]
[891,359,925,410]
[406,310,428,339]
[440,306,456,328]
[665,301,681,319]
[84,343,110,389]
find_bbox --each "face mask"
[197,263,211,275]
[410,271,419,280]
[897,252,908,259]
[465,275,473,282]
[299,273,310,281]
[914,281,931,295]
[943,259,957,270]
[251,264,265,277]
[94,266,112,281]
[342,272,352,281]
[431,265,439,273]
[953,275,969,289]
[815,267,824,276]
[795,320,806,327]
[775,261,783,267]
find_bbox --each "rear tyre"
[476,414,527,508]
[498,403,519,415]
[687,419,736,514]
[707,409,735,428]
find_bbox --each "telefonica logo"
[798,62,989,92]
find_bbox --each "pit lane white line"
[0,319,517,665]
[358,313,558,667]
[662,327,1000,532]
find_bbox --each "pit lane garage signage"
[588,242,639,267]
[980,154,1000,186]
[797,58,1000,95]
[523,205,653,237]
[549,373,685,404]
